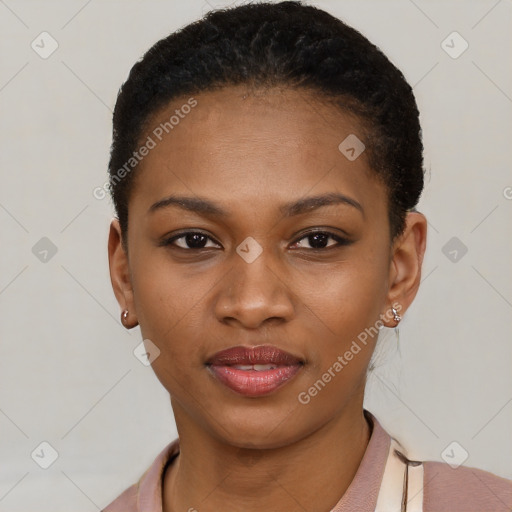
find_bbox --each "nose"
[214,247,295,329]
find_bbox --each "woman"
[103,1,512,510]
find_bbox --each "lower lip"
[207,364,302,397]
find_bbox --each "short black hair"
[108,0,424,248]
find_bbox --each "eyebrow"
[148,192,364,218]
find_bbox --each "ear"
[382,211,427,326]
[108,218,137,328]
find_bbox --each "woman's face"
[109,85,424,448]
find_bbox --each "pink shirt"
[102,411,512,511]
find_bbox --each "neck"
[163,400,372,512]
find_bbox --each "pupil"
[187,233,207,248]
[183,233,330,249]
[309,233,328,249]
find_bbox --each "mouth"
[205,345,304,397]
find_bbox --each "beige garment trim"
[374,438,424,512]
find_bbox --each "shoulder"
[423,460,512,512]
[101,439,180,512]
[101,483,138,511]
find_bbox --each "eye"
[161,229,352,252]
[290,230,352,251]
[161,231,221,250]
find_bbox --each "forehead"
[130,85,384,218]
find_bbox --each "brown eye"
[162,231,221,250]
[290,231,352,250]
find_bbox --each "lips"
[206,345,304,397]
[206,345,302,366]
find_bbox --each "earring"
[121,309,129,323]
[391,307,401,324]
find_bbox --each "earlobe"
[108,219,137,328]
[382,211,427,326]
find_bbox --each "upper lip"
[206,345,303,366]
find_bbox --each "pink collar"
[122,410,391,512]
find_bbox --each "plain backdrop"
[0,0,511,510]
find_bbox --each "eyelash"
[161,230,352,252]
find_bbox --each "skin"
[108,85,427,512]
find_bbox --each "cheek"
[295,246,390,391]
[301,252,388,331]
[131,261,207,396]
[296,263,386,411]
[130,252,212,360]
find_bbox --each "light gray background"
[0,0,511,510]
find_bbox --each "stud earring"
[391,307,401,324]
[121,309,129,323]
